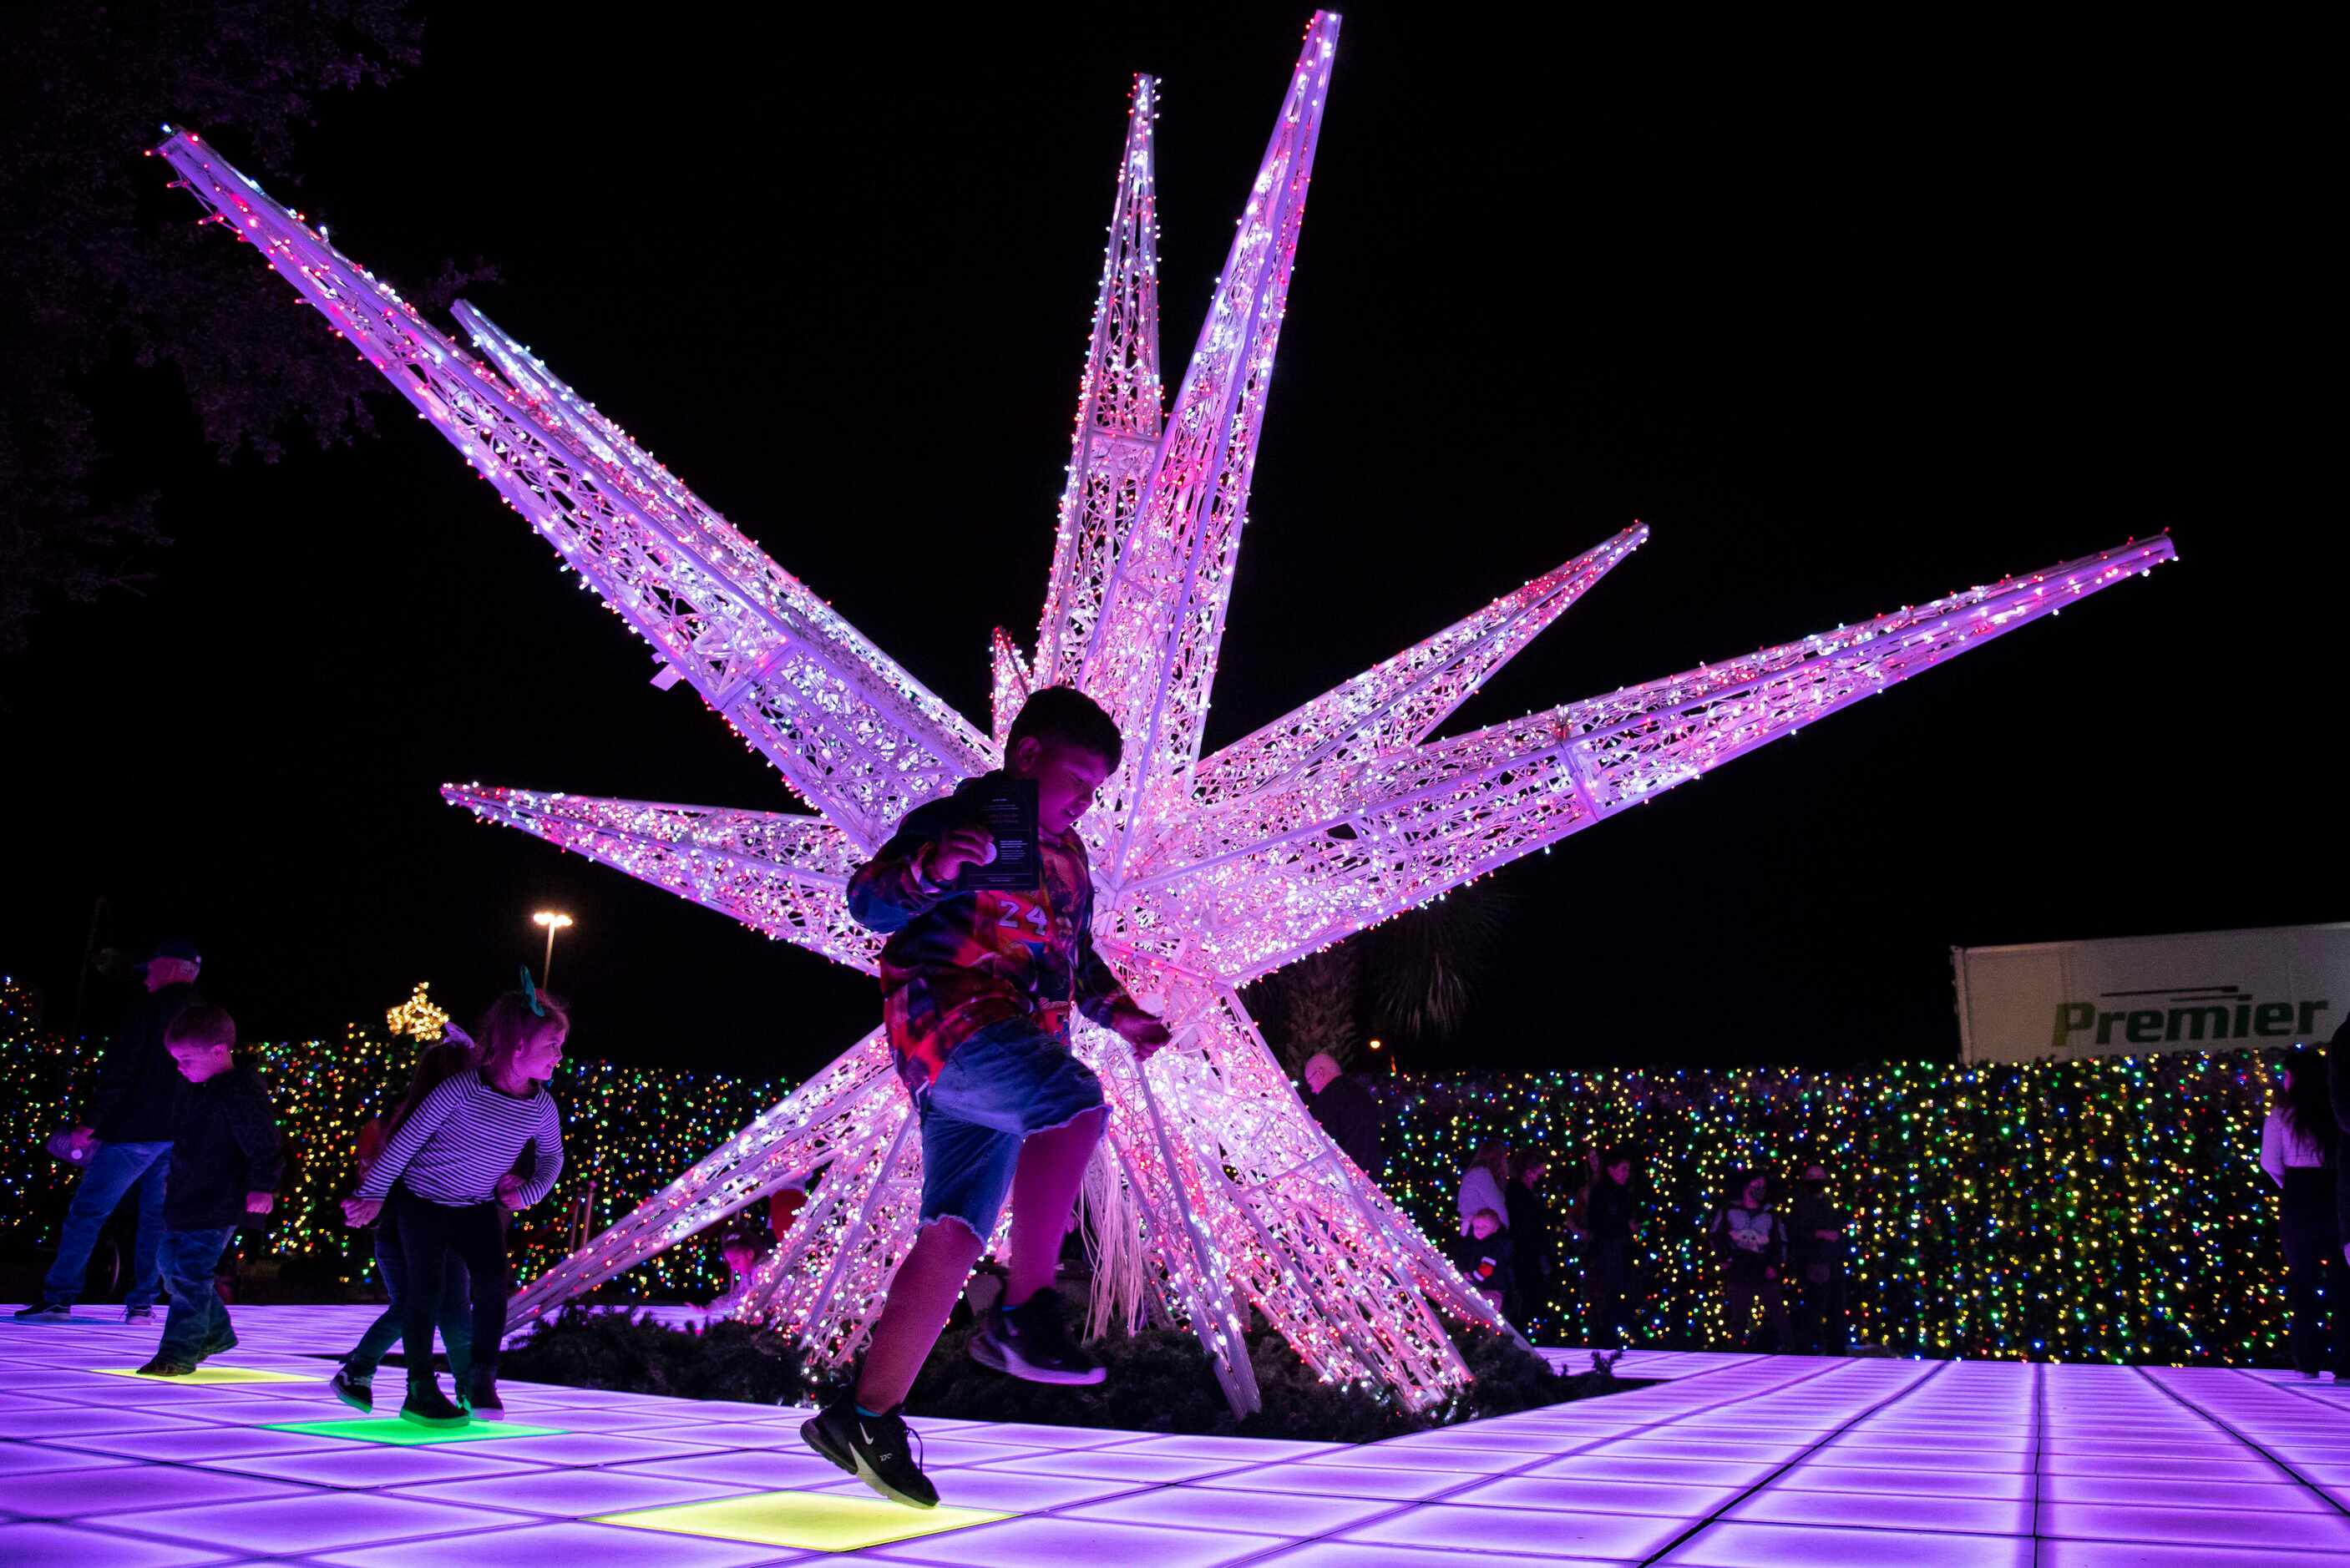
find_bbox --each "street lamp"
[532,911,575,986]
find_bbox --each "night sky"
[1,6,2322,1080]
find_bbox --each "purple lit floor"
[5,1308,2349,1565]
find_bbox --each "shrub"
[504,1308,1640,1444]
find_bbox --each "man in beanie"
[17,938,204,1322]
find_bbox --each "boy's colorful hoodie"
[847,771,1136,1092]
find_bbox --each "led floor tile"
[2034,1543,2350,1568]
[90,1491,511,1554]
[1445,1473,1745,1515]
[3,1462,314,1519]
[1061,1484,1397,1535]
[854,1512,1284,1567]
[1247,1545,1628,1568]
[312,1517,815,1566]
[395,1467,760,1515]
[1660,1520,2035,1566]
[1340,1500,1689,1558]
[0,1443,136,1476]
[603,1448,864,1489]
[595,1488,1005,1552]
[261,1416,570,1447]
[1726,1486,2033,1535]
[202,1442,558,1488]
[1193,1459,1470,1500]
[2038,1500,2350,1551]
[0,1520,239,1567]
[90,1363,312,1385]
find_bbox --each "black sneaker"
[801,1395,938,1509]
[124,1305,155,1323]
[135,1355,198,1378]
[399,1378,471,1429]
[330,1367,373,1414]
[467,1370,506,1420]
[13,1302,70,1320]
[970,1287,1105,1385]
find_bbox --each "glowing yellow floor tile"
[595,1490,1006,1552]
[93,1364,311,1384]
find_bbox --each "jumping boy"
[136,1005,281,1376]
[802,686,1170,1507]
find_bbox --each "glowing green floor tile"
[595,1490,1006,1551]
[94,1364,312,1384]
[261,1416,567,1446]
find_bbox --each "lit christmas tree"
[154,11,2172,1410]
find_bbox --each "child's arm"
[228,1078,286,1206]
[1071,934,1138,1026]
[846,803,961,933]
[352,1074,464,1201]
[509,1099,566,1209]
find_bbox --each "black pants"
[393,1188,509,1387]
[1587,1239,1634,1343]
[1722,1269,1787,1351]
[1789,1262,1847,1354]
[2282,1204,2347,1376]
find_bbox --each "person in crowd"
[342,976,567,1428]
[1458,1143,1512,1237]
[804,686,1172,1510]
[1503,1151,1554,1331]
[706,1225,770,1319]
[1785,1161,1849,1355]
[330,1031,479,1413]
[19,938,205,1323]
[2265,1055,2342,1378]
[1585,1146,1638,1344]
[135,1006,281,1376]
[1302,1050,1385,1174]
[1708,1170,1789,1351]
[1451,1206,1514,1314]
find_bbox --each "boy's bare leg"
[854,1219,986,1412]
[1004,1106,1109,1308]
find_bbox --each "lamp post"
[532,911,575,986]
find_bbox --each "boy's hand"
[496,1172,526,1210]
[245,1191,276,1215]
[929,826,996,883]
[1112,1007,1173,1060]
[342,1196,382,1227]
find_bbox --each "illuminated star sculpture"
[156,10,2171,1412]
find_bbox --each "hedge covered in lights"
[0,984,782,1301]
[1373,1055,2295,1365]
[1,980,2303,1363]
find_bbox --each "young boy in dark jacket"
[802,687,1170,1509]
[137,1005,281,1376]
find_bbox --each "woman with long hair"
[329,1032,479,1412]
[342,978,568,1426]
[2263,1054,2342,1378]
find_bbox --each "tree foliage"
[0,2,443,655]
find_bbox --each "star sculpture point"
[154,9,2170,1409]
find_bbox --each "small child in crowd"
[342,976,567,1427]
[137,1005,281,1377]
[1451,1206,1514,1316]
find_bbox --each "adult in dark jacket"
[1302,1052,1384,1174]
[1785,1161,1849,1354]
[18,938,203,1321]
[2330,1018,2350,1267]
[1585,1148,1638,1344]
[1503,1153,1555,1332]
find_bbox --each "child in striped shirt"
[342,977,566,1427]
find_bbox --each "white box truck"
[1952,923,2349,1064]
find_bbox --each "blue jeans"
[343,1203,474,1382]
[157,1227,234,1363]
[915,1019,1106,1240]
[43,1141,172,1308]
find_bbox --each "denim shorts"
[916,1018,1106,1241]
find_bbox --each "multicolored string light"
[1377,1051,2299,1364]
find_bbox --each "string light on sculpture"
[154,9,2173,1413]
